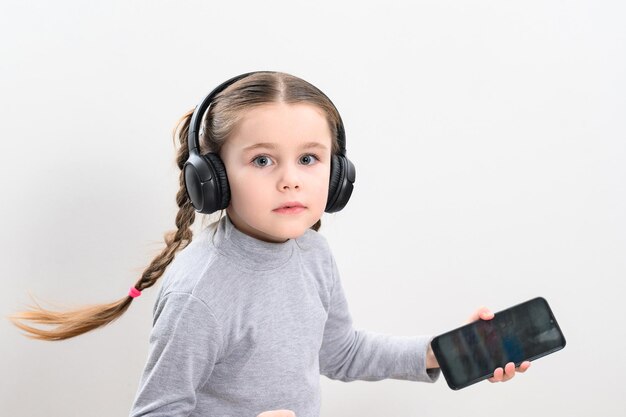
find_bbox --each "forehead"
[227,102,333,151]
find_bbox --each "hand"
[256,410,296,417]
[468,306,531,383]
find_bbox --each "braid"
[132,109,197,293]
[7,109,199,341]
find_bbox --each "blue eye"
[251,155,273,167]
[300,154,319,165]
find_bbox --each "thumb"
[256,410,296,417]
[467,306,494,323]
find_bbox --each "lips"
[275,201,305,210]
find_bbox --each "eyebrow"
[242,141,329,152]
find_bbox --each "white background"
[1,1,624,416]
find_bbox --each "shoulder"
[158,226,219,296]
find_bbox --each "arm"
[129,292,223,416]
[318,254,440,383]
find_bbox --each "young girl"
[9,71,530,417]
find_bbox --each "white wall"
[1,1,624,416]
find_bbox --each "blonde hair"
[8,71,343,341]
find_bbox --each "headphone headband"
[187,71,347,156]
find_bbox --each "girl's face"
[220,102,333,243]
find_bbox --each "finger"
[480,308,495,320]
[467,306,494,323]
[516,361,531,373]
[489,367,504,382]
[502,362,516,381]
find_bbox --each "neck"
[210,213,295,272]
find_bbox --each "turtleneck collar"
[210,213,296,271]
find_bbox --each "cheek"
[312,169,331,200]
[319,164,331,187]
[229,175,264,208]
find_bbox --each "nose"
[277,161,301,191]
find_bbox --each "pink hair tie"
[129,287,142,298]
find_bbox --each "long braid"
[7,110,198,341]
[132,110,196,293]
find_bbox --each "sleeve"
[318,253,441,383]
[129,291,223,416]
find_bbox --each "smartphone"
[431,297,566,390]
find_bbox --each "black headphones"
[183,71,356,214]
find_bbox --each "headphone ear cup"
[326,154,356,213]
[326,154,343,212]
[204,152,231,212]
[183,152,230,214]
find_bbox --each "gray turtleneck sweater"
[129,215,440,417]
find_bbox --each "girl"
[9,71,530,417]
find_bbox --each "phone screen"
[431,297,566,390]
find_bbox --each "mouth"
[274,201,306,210]
[273,202,306,214]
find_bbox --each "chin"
[274,228,307,241]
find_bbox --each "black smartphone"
[431,297,566,390]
